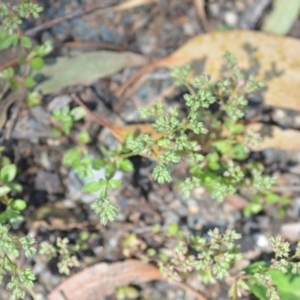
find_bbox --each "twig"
[25,0,119,36]
[4,96,25,140]
[175,281,208,300]
[193,0,212,32]
[71,94,115,130]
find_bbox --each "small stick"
[71,94,115,130]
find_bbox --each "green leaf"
[245,262,300,300]
[213,140,231,154]
[166,223,179,236]
[70,107,86,121]
[107,179,121,189]
[11,199,27,211]
[0,34,14,50]
[231,144,248,160]
[0,164,17,182]
[233,123,244,134]
[105,163,116,179]
[118,159,133,172]
[92,158,105,170]
[26,91,41,107]
[20,36,32,48]
[97,178,107,188]
[77,130,90,144]
[243,202,263,217]
[25,76,35,88]
[30,56,44,70]
[82,181,102,193]
[62,147,80,165]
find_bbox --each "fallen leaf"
[246,123,300,151]
[48,259,206,300]
[262,0,300,35]
[35,51,148,94]
[48,260,160,300]
[146,30,300,111]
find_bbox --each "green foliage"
[124,52,274,211]
[0,3,299,299]
[0,224,36,300]
[0,2,52,106]
[40,237,80,275]
[244,239,300,300]
[51,106,86,135]
[0,148,26,224]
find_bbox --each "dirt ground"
[1,0,300,299]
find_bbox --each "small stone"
[254,233,269,248]
[35,171,63,194]
[191,187,205,199]
[292,114,300,129]
[187,199,200,214]
[209,3,220,17]
[224,11,238,27]
[138,35,157,55]
[183,22,196,36]
[271,108,288,128]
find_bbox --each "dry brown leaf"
[48,260,161,300]
[153,31,300,111]
[246,123,300,151]
[48,260,207,300]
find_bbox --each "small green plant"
[0,224,36,300]
[40,232,97,275]
[0,2,52,106]
[78,52,299,299]
[0,2,299,300]
[0,147,26,224]
[40,237,80,275]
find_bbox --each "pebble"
[138,35,157,55]
[293,114,300,129]
[271,108,288,128]
[183,22,196,36]
[224,11,238,27]
[253,233,269,248]
[162,210,180,225]
[187,199,200,214]
[35,170,63,194]
[208,3,220,17]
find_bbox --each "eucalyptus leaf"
[35,51,147,94]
